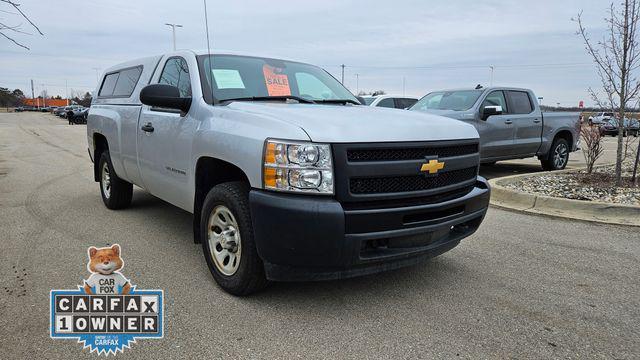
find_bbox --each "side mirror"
[356,96,367,105]
[482,105,503,120]
[140,84,191,114]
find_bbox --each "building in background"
[23,98,69,107]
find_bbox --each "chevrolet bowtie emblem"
[420,159,445,174]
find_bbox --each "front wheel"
[200,182,268,296]
[541,138,569,171]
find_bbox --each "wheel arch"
[554,129,573,147]
[93,133,109,182]
[192,156,251,243]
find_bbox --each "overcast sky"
[1,0,609,106]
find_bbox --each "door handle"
[141,122,154,133]
[533,119,541,123]
[504,120,513,125]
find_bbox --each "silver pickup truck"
[411,87,580,170]
[87,51,490,295]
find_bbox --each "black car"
[627,118,640,136]
[600,118,640,137]
[67,107,89,124]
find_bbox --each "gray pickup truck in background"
[87,50,490,295]
[411,87,580,170]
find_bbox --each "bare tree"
[0,0,43,50]
[576,1,640,186]
[581,125,605,173]
[633,139,640,184]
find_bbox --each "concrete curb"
[488,167,640,227]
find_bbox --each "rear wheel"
[98,151,133,209]
[200,182,268,296]
[541,138,569,171]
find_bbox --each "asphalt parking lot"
[0,112,638,359]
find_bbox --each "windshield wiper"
[221,95,315,104]
[313,99,361,105]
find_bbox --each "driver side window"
[159,57,192,98]
[482,91,507,112]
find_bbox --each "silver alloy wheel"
[553,143,568,169]
[207,205,242,276]
[101,162,111,199]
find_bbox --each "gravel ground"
[504,162,640,205]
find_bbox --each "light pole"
[92,67,100,83]
[489,65,495,86]
[41,83,46,107]
[355,73,360,95]
[165,23,183,51]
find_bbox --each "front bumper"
[249,177,490,281]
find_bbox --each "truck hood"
[226,102,479,143]
[413,109,476,121]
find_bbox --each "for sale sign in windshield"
[49,245,163,355]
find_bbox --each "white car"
[588,112,614,126]
[361,95,418,109]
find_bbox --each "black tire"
[200,181,268,296]
[482,161,497,166]
[541,138,570,171]
[98,151,133,209]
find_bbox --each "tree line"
[0,87,93,108]
[0,87,25,107]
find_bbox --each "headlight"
[263,140,333,194]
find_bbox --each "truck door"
[476,90,516,159]
[137,56,197,210]
[506,90,542,156]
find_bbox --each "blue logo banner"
[50,288,164,356]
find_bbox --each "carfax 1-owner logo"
[50,244,163,355]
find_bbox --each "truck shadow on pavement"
[114,190,474,301]
[257,256,469,301]
[479,163,543,180]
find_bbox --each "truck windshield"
[411,90,483,111]
[197,54,358,104]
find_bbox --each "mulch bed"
[503,162,640,206]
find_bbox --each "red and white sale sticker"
[263,64,291,96]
